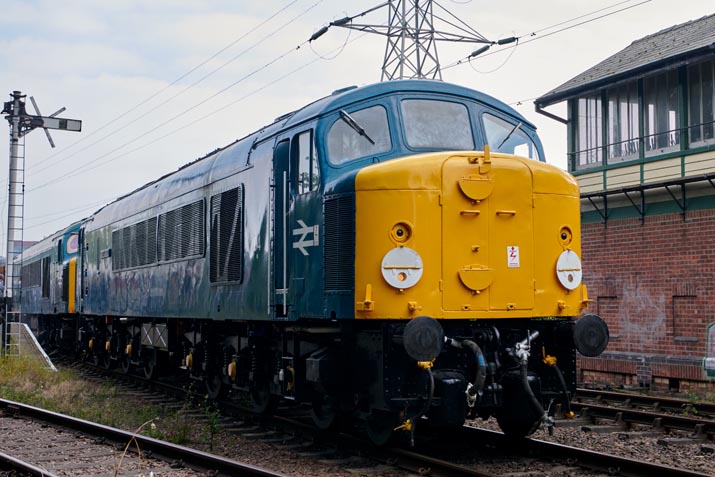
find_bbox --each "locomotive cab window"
[401,99,474,150]
[66,233,79,255]
[292,130,319,194]
[482,113,541,160]
[327,105,391,165]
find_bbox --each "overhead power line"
[29,0,325,183]
[28,31,371,194]
[29,0,303,174]
[443,0,652,70]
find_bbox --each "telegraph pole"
[1,91,81,357]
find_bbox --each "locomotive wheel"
[143,349,158,380]
[366,410,398,446]
[495,371,543,439]
[495,411,541,439]
[102,352,114,370]
[120,355,133,374]
[310,394,338,430]
[205,374,227,401]
[250,384,278,414]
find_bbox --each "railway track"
[458,425,713,477]
[572,388,715,437]
[0,398,288,477]
[576,387,715,418]
[44,357,715,476]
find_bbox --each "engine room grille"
[112,217,157,270]
[210,185,244,283]
[21,260,41,288]
[324,194,355,291]
[158,199,205,262]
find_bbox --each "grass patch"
[0,356,214,447]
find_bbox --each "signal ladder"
[4,121,25,357]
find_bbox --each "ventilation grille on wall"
[158,200,205,262]
[112,217,158,270]
[21,260,41,288]
[210,185,244,283]
[324,194,355,291]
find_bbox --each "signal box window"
[327,105,391,165]
[570,95,602,170]
[482,113,540,161]
[294,130,320,194]
[606,81,639,162]
[644,69,680,156]
[402,99,474,150]
[689,58,715,146]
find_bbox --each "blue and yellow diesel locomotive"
[19,79,608,442]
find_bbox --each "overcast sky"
[0,0,713,245]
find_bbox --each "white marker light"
[381,247,423,289]
[556,250,582,290]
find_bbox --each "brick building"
[536,14,715,393]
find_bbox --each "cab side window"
[293,130,320,194]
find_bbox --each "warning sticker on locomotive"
[507,246,520,268]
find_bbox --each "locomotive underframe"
[32,312,577,438]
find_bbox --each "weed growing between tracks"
[0,356,214,448]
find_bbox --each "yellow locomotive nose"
[354,150,586,320]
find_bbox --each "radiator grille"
[158,199,205,262]
[112,217,157,270]
[210,185,244,283]
[324,195,355,291]
[21,260,41,288]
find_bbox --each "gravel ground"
[12,361,713,477]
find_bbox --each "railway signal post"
[1,91,81,358]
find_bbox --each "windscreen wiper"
[497,121,523,149]
[339,109,375,145]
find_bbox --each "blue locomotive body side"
[23,79,541,324]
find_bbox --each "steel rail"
[0,398,288,477]
[570,401,715,434]
[576,388,715,417]
[458,426,713,477]
[270,415,499,477]
[0,450,61,477]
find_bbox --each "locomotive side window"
[401,99,474,150]
[41,257,50,298]
[66,233,79,255]
[482,113,541,160]
[293,130,319,194]
[210,185,244,283]
[158,200,205,262]
[327,105,391,165]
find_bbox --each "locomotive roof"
[279,79,534,130]
[55,80,535,234]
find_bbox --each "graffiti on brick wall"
[705,323,715,379]
[617,275,667,351]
